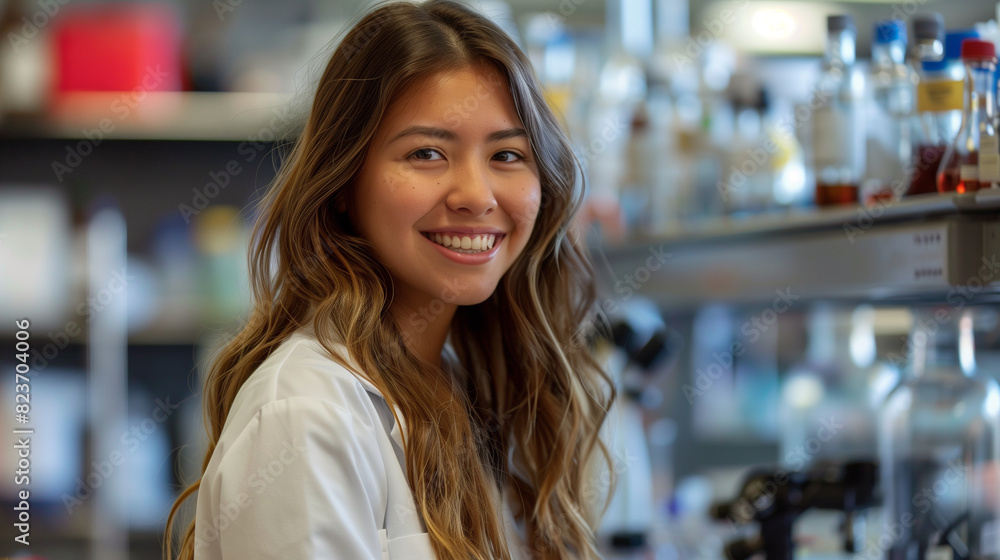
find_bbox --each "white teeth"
[425,232,498,253]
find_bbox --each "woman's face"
[351,64,541,317]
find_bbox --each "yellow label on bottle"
[917,80,964,112]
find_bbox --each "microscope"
[711,460,879,560]
[591,296,682,554]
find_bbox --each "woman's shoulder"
[220,324,388,443]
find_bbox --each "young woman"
[164,1,615,558]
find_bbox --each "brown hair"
[164,1,614,558]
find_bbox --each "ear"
[334,190,351,214]
[334,195,356,233]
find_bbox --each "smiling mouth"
[422,232,501,253]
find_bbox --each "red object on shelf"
[52,2,182,93]
[960,39,997,61]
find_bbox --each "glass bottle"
[583,0,649,244]
[937,39,999,193]
[812,15,865,207]
[722,81,773,216]
[619,99,654,236]
[863,19,916,203]
[911,14,945,65]
[907,21,972,196]
[779,305,896,469]
[879,307,1000,560]
[767,90,808,209]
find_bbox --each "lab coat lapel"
[351,373,408,455]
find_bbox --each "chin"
[441,279,501,307]
[455,294,493,306]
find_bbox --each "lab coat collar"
[295,323,462,458]
[294,322,409,452]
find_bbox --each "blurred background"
[2,0,1000,559]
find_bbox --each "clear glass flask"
[937,40,999,193]
[879,307,1000,560]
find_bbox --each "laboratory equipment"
[811,15,865,207]
[937,39,998,192]
[879,306,1000,560]
[711,460,879,560]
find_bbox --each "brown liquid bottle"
[905,17,955,197]
[908,145,948,195]
[811,15,864,207]
[816,183,859,205]
[938,151,982,193]
[937,40,999,193]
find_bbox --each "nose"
[446,159,497,217]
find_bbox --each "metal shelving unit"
[597,190,1000,309]
[0,91,298,141]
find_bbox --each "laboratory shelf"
[0,91,299,141]
[597,191,1000,309]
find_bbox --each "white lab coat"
[193,324,529,559]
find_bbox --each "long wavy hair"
[164,1,615,558]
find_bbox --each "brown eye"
[493,151,523,163]
[410,148,444,161]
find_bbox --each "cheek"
[509,184,542,233]
[360,173,430,231]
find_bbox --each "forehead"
[377,64,522,136]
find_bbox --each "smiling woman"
[163,2,615,560]
[349,64,542,364]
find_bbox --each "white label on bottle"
[982,519,1000,556]
[928,546,953,560]
[984,135,999,154]
[981,135,1000,183]
[813,105,850,168]
[961,164,979,181]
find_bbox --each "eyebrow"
[387,125,528,145]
